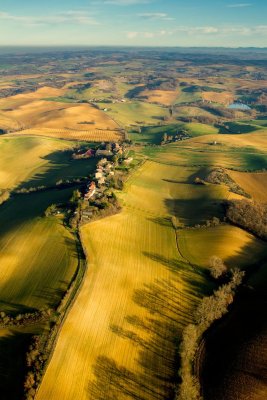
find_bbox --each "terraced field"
[36,160,215,400]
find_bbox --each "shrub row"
[177,268,245,400]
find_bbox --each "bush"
[209,256,227,279]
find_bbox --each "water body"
[228,103,251,110]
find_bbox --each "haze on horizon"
[1,0,267,47]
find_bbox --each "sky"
[1,0,267,47]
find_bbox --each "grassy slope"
[99,101,168,126]
[0,136,73,190]
[178,225,267,270]
[36,160,212,400]
[0,188,78,313]
[0,133,88,396]
[0,135,98,191]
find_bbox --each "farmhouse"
[95,172,103,179]
[97,177,106,186]
[95,149,112,157]
[124,157,133,164]
[84,181,96,200]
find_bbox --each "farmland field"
[98,101,169,126]
[0,188,79,313]
[0,86,122,141]
[178,225,267,270]
[36,160,214,400]
[1,47,267,400]
[0,136,73,190]
[227,170,267,202]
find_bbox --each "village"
[73,142,134,224]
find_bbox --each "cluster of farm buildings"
[72,142,124,160]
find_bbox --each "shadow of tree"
[16,149,97,190]
[0,330,32,400]
[165,198,224,226]
[88,252,211,399]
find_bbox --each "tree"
[45,204,57,217]
[105,142,112,151]
[70,189,81,204]
[209,256,227,279]
[112,155,119,165]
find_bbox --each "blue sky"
[1,0,267,46]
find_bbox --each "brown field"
[0,86,122,140]
[202,91,234,105]
[227,171,267,203]
[141,89,179,105]
[14,127,123,142]
[6,100,119,130]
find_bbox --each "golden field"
[36,160,214,400]
[141,89,179,105]
[0,136,73,190]
[0,86,123,141]
[227,170,267,203]
[201,91,234,105]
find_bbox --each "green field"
[178,225,267,271]
[0,188,79,313]
[175,87,202,104]
[129,124,183,144]
[0,136,73,190]
[185,122,220,136]
[0,135,97,191]
[219,121,263,134]
[98,101,169,126]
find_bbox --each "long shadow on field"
[165,198,224,226]
[88,254,211,400]
[0,187,75,238]
[17,149,97,190]
[0,330,32,400]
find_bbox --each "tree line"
[226,199,267,240]
[177,266,245,400]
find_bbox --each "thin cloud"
[127,31,139,38]
[126,25,267,40]
[102,0,151,5]
[137,12,175,21]
[227,3,252,8]
[0,10,99,26]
